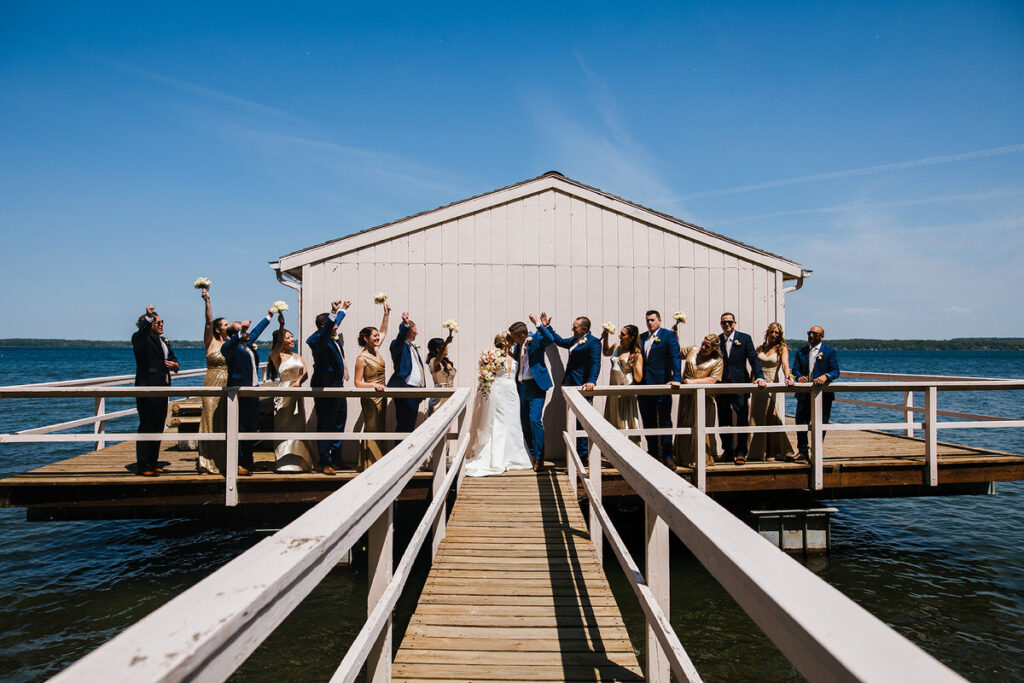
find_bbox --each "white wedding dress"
[465,358,534,477]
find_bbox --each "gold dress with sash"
[198,344,227,473]
[674,346,723,465]
[358,350,387,471]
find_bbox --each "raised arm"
[585,338,601,385]
[745,335,765,382]
[601,329,615,357]
[201,290,214,347]
[247,308,275,343]
[379,302,390,339]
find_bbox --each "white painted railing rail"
[49,387,471,683]
[578,379,1024,491]
[562,386,967,683]
[0,384,458,506]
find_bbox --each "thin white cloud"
[679,144,1024,201]
[842,307,884,315]
[945,306,972,315]
[714,188,1024,225]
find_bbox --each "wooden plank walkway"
[394,468,642,682]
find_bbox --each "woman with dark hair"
[748,322,795,462]
[601,324,642,443]
[265,317,314,472]
[352,306,390,471]
[425,330,456,416]
[198,287,229,474]
[674,333,724,467]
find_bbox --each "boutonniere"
[525,336,534,345]
[816,352,824,360]
[160,336,169,344]
[412,343,421,351]
[574,337,587,349]
[652,336,662,344]
[332,334,340,341]
[251,343,259,351]
[733,339,741,347]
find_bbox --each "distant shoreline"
[2,338,1023,351]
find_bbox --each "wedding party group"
[130,281,839,478]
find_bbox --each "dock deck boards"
[393,468,643,682]
[2,422,1023,518]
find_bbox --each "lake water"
[0,348,1022,681]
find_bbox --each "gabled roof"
[277,172,803,277]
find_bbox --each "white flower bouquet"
[602,321,616,334]
[673,311,687,324]
[442,319,459,333]
[374,292,388,304]
[193,277,212,290]
[270,300,289,314]
[477,347,508,396]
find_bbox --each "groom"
[307,298,351,475]
[548,316,601,458]
[638,310,681,468]
[511,315,555,471]
[388,312,427,433]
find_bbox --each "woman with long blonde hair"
[748,322,795,462]
[674,333,724,466]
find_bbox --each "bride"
[464,333,534,477]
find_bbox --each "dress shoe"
[322,466,336,476]
[237,466,252,476]
[138,469,158,477]
[154,467,167,473]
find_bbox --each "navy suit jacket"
[513,323,555,391]
[639,327,682,384]
[718,331,765,383]
[306,310,347,388]
[793,343,840,391]
[132,318,178,387]
[388,322,425,387]
[222,315,272,387]
[549,327,601,386]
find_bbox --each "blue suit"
[388,322,427,433]
[716,331,765,458]
[793,344,840,455]
[637,327,682,462]
[131,317,178,472]
[550,327,601,457]
[514,324,555,464]
[306,310,348,467]
[221,314,272,468]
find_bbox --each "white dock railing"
[574,377,1024,492]
[0,377,458,506]
[562,386,968,683]
[47,387,472,683]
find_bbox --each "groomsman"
[638,310,682,468]
[549,316,601,458]
[716,312,766,465]
[307,299,351,475]
[131,305,179,476]
[786,325,840,462]
[388,312,426,433]
[512,315,555,471]
[221,307,275,475]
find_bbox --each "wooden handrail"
[562,387,966,683]
[49,388,471,683]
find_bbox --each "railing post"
[903,390,915,437]
[367,503,394,683]
[588,441,602,565]
[645,503,670,683]
[566,399,577,489]
[431,425,448,561]
[93,397,106,451]
[811,387,823,490]
[925,386,938,486]
[225,389,239,507]
[694,387,706,493]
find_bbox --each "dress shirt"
[406,344,424,387]
[644,332,656,358]
[519,342,533,381]
[808,344,822,376]
[724,333,735,356]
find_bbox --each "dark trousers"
[519,379,546,464]
[238,396,259,469]
[394,397,423,434]
[637,393,672,461]
[795,394,834,454]
[313,395,347,467]
[716,392,751,457]
[567,390,593,459]
[135,396,168,471]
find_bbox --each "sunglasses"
[720,320,735,326]
[807,330,821,336]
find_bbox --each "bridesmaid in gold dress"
[601,324,642,443]
[426,331,456,416]
[198,287,229,474]
[353,307,390,471]
[674,334,724,466]
[748,322,795,462]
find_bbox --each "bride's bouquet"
[477,347,508,396]
[270,300,289,314]
[193,277,212,290]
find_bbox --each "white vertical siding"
[298,188,789,460]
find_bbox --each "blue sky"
[2,1,1022,341]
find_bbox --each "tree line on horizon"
[2,337,1024,351]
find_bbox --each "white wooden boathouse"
[273,172,807,458]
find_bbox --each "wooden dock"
[3,421,1024,519]
[393,468,642,682]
